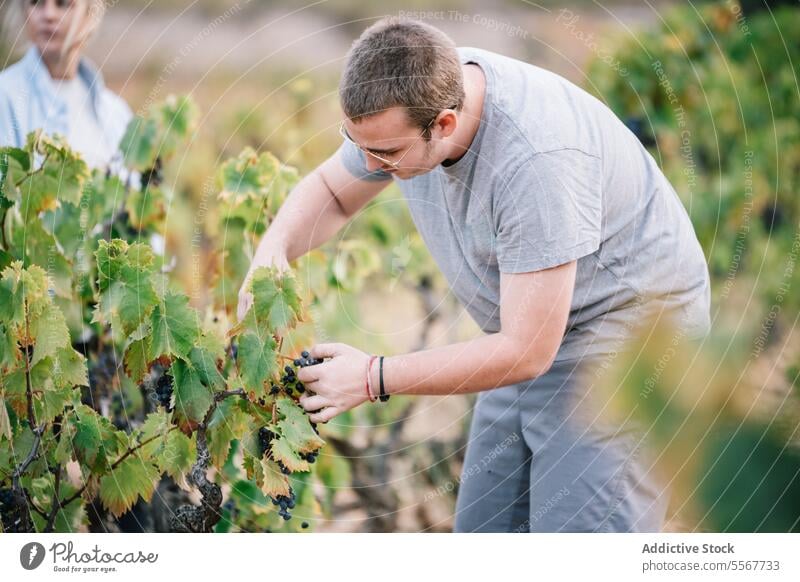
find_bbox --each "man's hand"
[297,343,371,423]
[237,247,290,322]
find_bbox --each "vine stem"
[58,387,244,513]
[13,153,50,188]
[58,427,178,510]
[43,467,62,532]
[215,388,246,401]
[13,300,45,493]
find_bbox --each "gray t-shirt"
[339,47,711,361]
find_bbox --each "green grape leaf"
[119,116,160,170]
[157,95,199,159]
[71,405,120,473]
[94,240,158,335]
[119,96,198,171]
[98,456,160,518]
[0,322,20,372]
[125,186,165,231]
[2,366,43,418]
[247,267,303,332]
[0,147,29,205]
[138,409,171,445]
[1,263,52,344]
[93,269,158,336]
[26,131,90,206]
[188,346,224,390]
[52,346,88,389]
[0,276,13,321]
[149,292,200,361]
[155,429,196,483]
[269,436,309,473]
[275,396,325,454]
[206,398,250,468]
[39,384,74,425]
[95,240,156,291]
[217,147,280,204]
[236,332,277,395]
[0,396,12,441]
[171,359,213,433]
[31,303,70,366]
[196,329,226,363]
[9,220,73,298]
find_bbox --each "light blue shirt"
[0,46,132,168]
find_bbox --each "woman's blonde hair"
[3,0,106,58]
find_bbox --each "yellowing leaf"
[260,458,291,497]
[270,436,309,473]
[99,456,160,518]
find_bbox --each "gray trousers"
[453,355,669,532]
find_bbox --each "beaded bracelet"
[365,355,378,402]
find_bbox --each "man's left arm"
[298,261,576,422]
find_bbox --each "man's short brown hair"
[339,17,465,138]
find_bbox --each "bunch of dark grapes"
[258,427,276,457]
[270,487,296,521]
[0,488,26,532]
[281,350,324,396]
[280,365,300,394]
[155,373,174,411]
[294,350,323,368]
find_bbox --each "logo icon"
[20,542,46,570]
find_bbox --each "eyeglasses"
[338,115,438,170]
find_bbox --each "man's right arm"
[237,148,391,319]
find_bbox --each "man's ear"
[434,110,458,139]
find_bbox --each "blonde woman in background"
[0,0,131,169]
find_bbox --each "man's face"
[25,0,86,61]
[342,107,452,180]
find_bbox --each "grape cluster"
[0,488,24,532]
[270,487,296,521]
[155,373,174,411]
[294,350,323,368]
[258,427,276,457]
[279,350,324,396]
[281,365,303,394]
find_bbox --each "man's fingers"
[296,367,319,384]
[310,343,342,360]
[299,395,327,413]
[309,407,340,424]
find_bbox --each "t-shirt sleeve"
[494,149,603,273]
[336,139,393,182]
